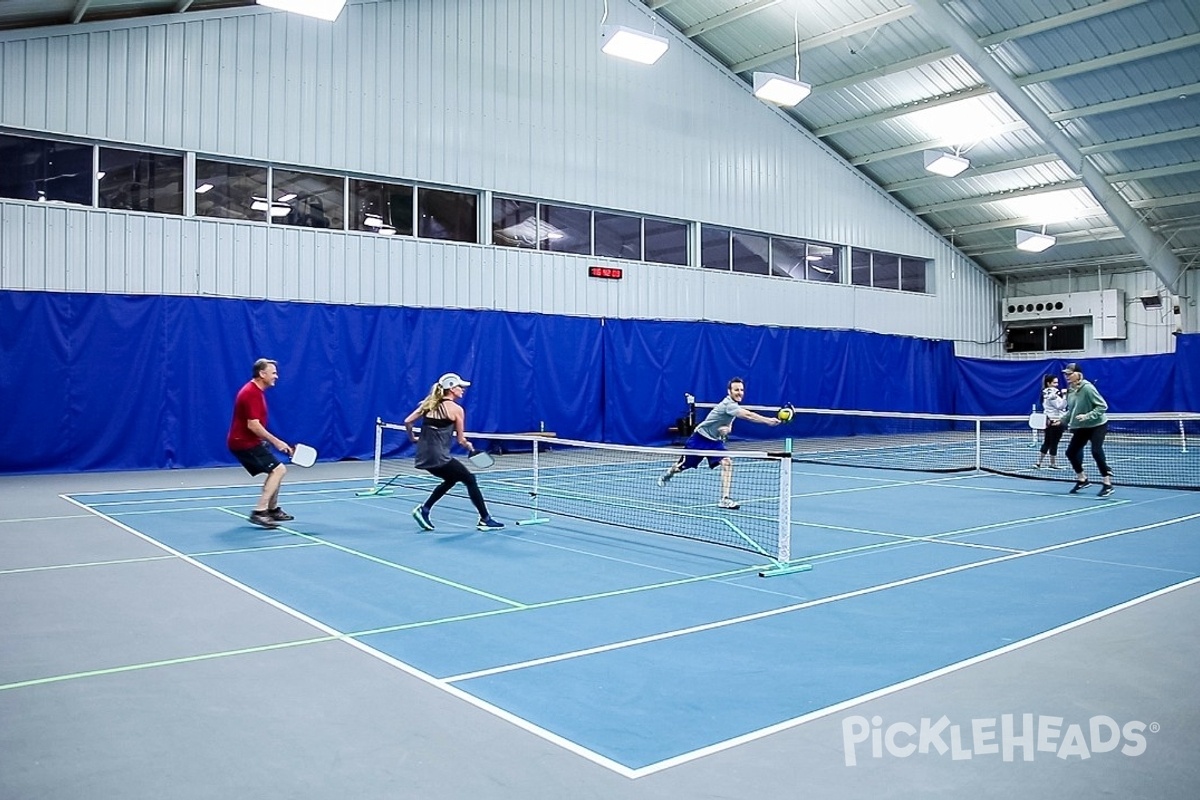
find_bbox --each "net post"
[373,416,383,486]
[516,436,550,526]
[759,450,812,578]
[975,418,982,471]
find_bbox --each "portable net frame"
[694,404,1200,491]
[367,420,808,577]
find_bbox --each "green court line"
[213,507,527,608]
[347,562,768,637]
[0,542,321,576]
[0,635,338,692]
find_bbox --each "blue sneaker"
[412,506,434,531]
[477,517,505,531]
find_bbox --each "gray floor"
[2,464,1198,800]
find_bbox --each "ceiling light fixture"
[753,73,811,106]
[753,8,810,107]
[195,183,214,194]
[599,0,667,65]
[923,150,969,177]
[601,24,669,64]
[256,0,347,22]
[1015,227,1056,253]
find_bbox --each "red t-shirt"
[227,380,268,451]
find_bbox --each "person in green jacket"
[1062,363,1114,497]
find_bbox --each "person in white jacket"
[1034,374,1068,469]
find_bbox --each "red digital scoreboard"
[588,266,624,280]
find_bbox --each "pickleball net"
[365,420,808,576]
[692,403,1200,490]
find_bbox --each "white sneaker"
[718,497,740,510]
[1048,464,1063,470]
[658,471,673,487]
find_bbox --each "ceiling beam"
[910,0,1184,289]
[939,193,1200,237]
[885,154,1063,193]
[849,120,1030,166]
[1014,32,1200,87]
[813,86,993,138]
[1081,125,1200,155]
[174,1,196,12]
[1049,82,1200,122]
[912,180,1086,216]
[787,0,1149,99]
[729,7,917,74]
[683,0,781,38]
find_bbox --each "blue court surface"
[65,467,1200,777]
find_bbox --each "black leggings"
[1040,422,1066,456]
[1065,423,1113,477]
[424,459,490,518]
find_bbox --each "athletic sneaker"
[248,510,279,528]
[1033,464,1042,469]
[1069,479,1091,494]
[268,507,294,521]
[1098,485,1115,498]
[1048,464,1063,470]
[412,506,435,531]
[477,517,505,531]
[658,470,673,487]
[718,497,741,510]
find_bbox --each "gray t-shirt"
[415,415,454,469]
[695,396,741,441]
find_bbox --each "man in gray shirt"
[658,377,781,509]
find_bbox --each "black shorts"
[231,443,281,477]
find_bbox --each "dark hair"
[1042,374,1058,388]
[252,358,277,378]
[728,377,745,392]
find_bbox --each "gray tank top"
[414,412,454,469]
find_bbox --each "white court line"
[56,493,644,779]
[442,512,1200,685]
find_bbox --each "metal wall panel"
[0,0,1003,352]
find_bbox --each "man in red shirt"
[228,358,295,528]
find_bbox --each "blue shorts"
[678,433,727,470]
[231,442,281,476]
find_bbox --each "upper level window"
[350,179,412,236]
[98,147,183,215]
[594,211,641,260]
[419,187,477,242]
[272,169,344,230]
[195,159,268,221]
[0,134,91,205]
[851,248,929,294]
[539,203,591,254]
[643,218,688,266]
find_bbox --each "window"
[492,197,539,248]
[701,225,732,271]
[594,211,641,260]
[805,243,840,283]
[771,237,806,279]
[851,248,929,293]
[0,134,92,205]
[1007,325,1085,353]
[271,169,344,229]
[419,187,477,242]
[97,148,184,215]
[643,218,688,266]
[900,257,927,293]
[194,159,268,221]
[350,179,412,235]
[539,203,590,254]
[732,232,769,275]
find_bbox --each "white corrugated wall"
[0,0,1003,353]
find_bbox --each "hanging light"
[1015,228,1056,252]
[599,1,667,65]
[256,0,346,22]
[753,9,810,107]
[923,150,970,177]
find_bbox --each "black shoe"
[249,510,279,528]
[268,507,294,521]
[1097,485,1114,498]
[1069,479,1091,494]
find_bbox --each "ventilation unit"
[1001,290,1126,340]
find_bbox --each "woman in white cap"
[404,373,504,531]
